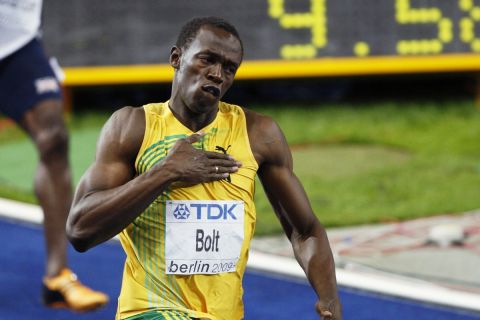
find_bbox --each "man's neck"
[168,99,218,132]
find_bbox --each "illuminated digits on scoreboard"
[268,0,480,59]
[459,0,480,52]
[395,0,453,55]
[268,0,327,59]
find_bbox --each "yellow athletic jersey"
[116,101,259,320]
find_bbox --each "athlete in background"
[0,0,108,311]
[67,16,341,319]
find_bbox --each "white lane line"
[247,250,480,312]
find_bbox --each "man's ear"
[170,46,181,69]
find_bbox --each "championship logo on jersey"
[173,203,190,219]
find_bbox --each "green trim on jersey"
[125,310,193,320]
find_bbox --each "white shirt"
[0,0,42,60]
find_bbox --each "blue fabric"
[0,218,479,320]
[0,38,62,122]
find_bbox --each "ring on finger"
[215,166,219,173]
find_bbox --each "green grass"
[252,100,480,233]
[0,113,110,202]
[1,101,480,235]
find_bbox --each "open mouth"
[202,85,221,98]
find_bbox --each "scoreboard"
[42,0,480,85]
[269,0,480,57]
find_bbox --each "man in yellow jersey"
[67,17,341,320]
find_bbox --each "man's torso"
[117,101,258,320]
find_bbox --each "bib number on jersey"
[165,200,244,275]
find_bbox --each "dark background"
[69,73,478,112]
[38,0,480,109]
[42,0,479,66]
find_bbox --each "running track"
[1,219,479,319]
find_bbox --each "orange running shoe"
[42,268,109,312]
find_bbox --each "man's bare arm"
[246,110,342,319]
[67,107,240,252]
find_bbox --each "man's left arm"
[253,115,342,319]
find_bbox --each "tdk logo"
[168,201,242,222]
[173,203,238,220]
[173,204,190,219]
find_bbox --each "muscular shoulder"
[243,108,290,166]
[96,106,145,163]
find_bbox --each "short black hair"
[176,16,243,55]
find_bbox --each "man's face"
[172,26,243,114]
